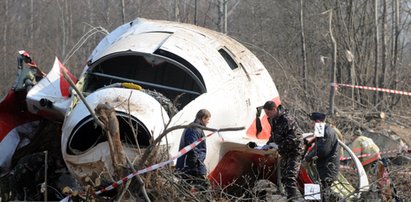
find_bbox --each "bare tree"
[174,0,180,22]
[217,0,224,32]
[300,0,307,91]
[121,0,126,24]
[391,0,399,90]
[30,0,34,49]
[379,0,387,110]
[2,0,8,84]
[373,0,380,106]
[327,9,337,116]
[194,0,198,25]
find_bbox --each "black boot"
[286,188,300,201]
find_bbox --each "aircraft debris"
[0,18,381,201]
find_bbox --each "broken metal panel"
[88,18,180,64]
[0,121,40,176]
[91,32,172,61]
[26,58,77,121]
[64,142,142,182]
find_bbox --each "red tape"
[336,83,411,96]
[340,149,401,161]
[94,131,217,195]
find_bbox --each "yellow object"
[122,82,142,90]
[304,162,357,201]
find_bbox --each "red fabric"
[0,90,40,141]
[246,96,281,140]
[208,151,277,188]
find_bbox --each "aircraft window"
[83,54,205,109]
[219,48,238,70]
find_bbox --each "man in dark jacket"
[305,112,340,199]
[263,100,304,200]
[176,109,211,191]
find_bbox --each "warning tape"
[94,131,217,195]
[336,83,411,96]
[340,149,401,161]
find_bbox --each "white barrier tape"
[340,149,401,161]
[95,131,216,195]
[336,83,411,96]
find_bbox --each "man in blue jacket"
[176,109,211,191]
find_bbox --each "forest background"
[1,0,411,118]
[1,1,411,200]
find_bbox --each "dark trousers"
[280,153,302,200]
[179,172,210,191]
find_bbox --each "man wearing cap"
[262,100,304,200]
[305,112,340,199]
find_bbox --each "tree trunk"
[300,0,307,92]
[224,0,227,34]
[218,0,224,32]
[380,0,387,110]
[30,0,34,49]
[121,0,125,24]
[392,0,399,91]
[373,0,379,106]
[194,0,198,25]
[390,0,401,106]
[174,0,180,22]
[3,0,8,80]
[328,10,337,116]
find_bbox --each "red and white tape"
[340,149,401,161]
[95,131,217,195]
[336,83,411,96]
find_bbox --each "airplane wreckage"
[0,18,369,201]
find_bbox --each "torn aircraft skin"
[0,18,369,200]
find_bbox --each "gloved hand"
[246,141,257,148]
[261,144,273,150]
[255,106,263,136]
[256,106,263,117]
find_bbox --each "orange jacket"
[351,136,381,166]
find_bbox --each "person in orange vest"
[350,129,394,201]
[350,129,381,170]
